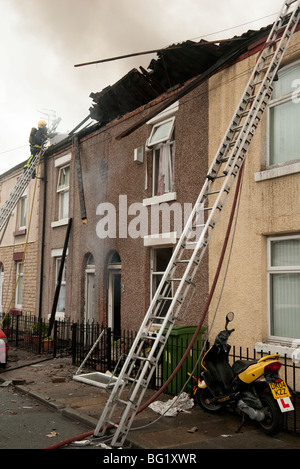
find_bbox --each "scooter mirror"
[226,312,234,322]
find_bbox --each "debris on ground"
[149,392,194,417]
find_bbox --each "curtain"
[269,62,300,165]
[156,143,175,195]
[269,100,300,165]
[271,273,300,338]
[270,238,300,339]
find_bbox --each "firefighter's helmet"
[38,120,47,129]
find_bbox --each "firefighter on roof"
[24,120,48,169]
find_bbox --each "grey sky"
[0,0,283,174]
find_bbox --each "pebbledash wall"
[207,28,300,357]
[0,162,41,315]
[38,83,209,332]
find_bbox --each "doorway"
[84,254,95,323]
[107,252,121,338]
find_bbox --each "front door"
[108,265,121,338]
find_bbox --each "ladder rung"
[206,190,221,196]
[141,333,166,343]
[132,354,157,364]
[106,420,119,428]
[93,3,300,447]
[116,397,133,406]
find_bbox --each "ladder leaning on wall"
[0,118,61,233]
[94,0,300,448]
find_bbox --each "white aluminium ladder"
[94,0,300,447]
[0,118,61,233]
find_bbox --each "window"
[268,236,300,341]
[84,254,95,323]
[18,190,27,229]
[15,261,23,308]
[269,61,300,166]
[57,165,70,220]
[56,257,66,313]
[151,247,173,316]
[147,116,175,197]
[153,142,175,196]
[148,117,175,147]
[0,263,4,312]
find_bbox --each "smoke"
[1,0,280,173]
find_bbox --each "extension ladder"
[0,118,61,233]
[94,0,300,447]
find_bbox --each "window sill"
[254,160,300,182]
[51,218,69,228]
[255,341,296,359]
[143,192,177,206]
[144,231,177,246]
[47,312,65,321]
[13,228,27,237]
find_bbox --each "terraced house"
[1,20,300,366]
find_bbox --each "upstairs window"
[18,190,27,229]
[148,117,175,147]
[269,61,300,166]
[57,165,70,220]
[148,117,175,197]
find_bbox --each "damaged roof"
[89,25,271,126]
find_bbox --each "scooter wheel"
[258,392,283,436]
[195,387,223,413]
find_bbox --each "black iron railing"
[1,313,299,434]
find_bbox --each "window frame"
[150,247,173,310]
[267,60,300,167]
[15,261,23,309]
[152,140,175,197]
[18,190,27,230]
[147,116,175,147]
[84,254,95,323]
[267,234,300,343]
[55,257,66,314]
[57,165,70,221]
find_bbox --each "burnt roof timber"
[115,26,272,140]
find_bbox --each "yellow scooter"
[195,312,294,435]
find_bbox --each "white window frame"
[55,257,66,315]
[147,116,175,147]
[84,254,95,323]
[267,234,300,343]
[57,165,70,221]
[143,104,178,205]
[15,261,23,309]
[255,61,300,182]
[18,190,27,230]
[0,263,4,312]
[152,141,175,197]
[265,60,300,173]
[150,247,173,309]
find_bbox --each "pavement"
[1,347,300,451]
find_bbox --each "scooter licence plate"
[269,381,290,399]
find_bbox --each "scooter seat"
[232,359,257,375]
